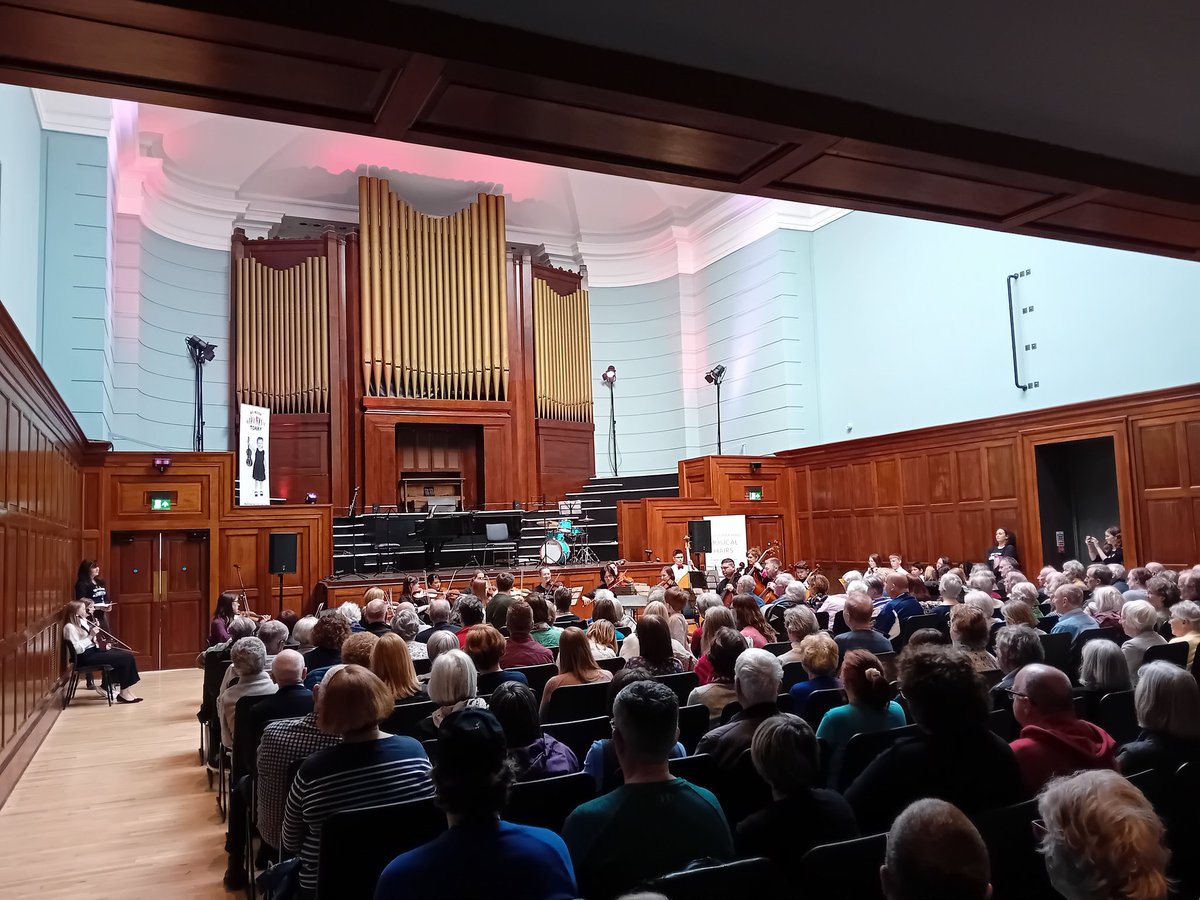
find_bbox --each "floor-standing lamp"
[705,364,726,454]
[186,335,217,451]
[601,365,618,477]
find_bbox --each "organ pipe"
[532,277,593,422]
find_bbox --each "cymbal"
[576,516,596,523]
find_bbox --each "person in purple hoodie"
[489,680,579,781]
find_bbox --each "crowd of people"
[195,538,1200,899]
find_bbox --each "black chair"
[987,706,1018,741]
[972,798,1058,900]
[1144,641,1189,669]
[542,715,611,764]
[798,833,888,900]
[642,857,784,899]
[200,651,232,770]
[380,700,437,737]
[874,650,898,681]
[237,774,258,900]
[831,610,849,635]
[63,641,113,709]
[1036,613,1060,633]
[762,641,791,657]
[1096,690,1139,744]
[894,614,945,651]
[1038,631,1073,676]
[422,737,438,764]
[981,668,1004,689]
[668,752,717,787]
[543,681,610,724]
[505,771,594,832]
[838,724,919,791]
[597,656,626,673]
[231,692,274,780]
[1162,762,1200,896]
[798,688,846,729]
[678,703,710,754]
[655,671,700,708]
[815,610,830,630]
[317,797,446,900]
[1070,626,1123,672]
[413,656,432,677]
[780,661,808,691]
[507,663,558,702]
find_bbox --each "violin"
[233,563,270,622]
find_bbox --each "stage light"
[706,365,727,453]
[704,364,726,385]
[305,492,318,504]
[185,335,217,363]
[601,365,617,386]
[601,365,618,476]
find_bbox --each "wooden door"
[109,533,157,673]
[747,516,785,564]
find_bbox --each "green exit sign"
[745,486,763,501]
[151,496,172,510]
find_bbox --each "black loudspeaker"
[269,532,298,574]
[687,519,712,553]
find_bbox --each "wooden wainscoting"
[536,419,595,502]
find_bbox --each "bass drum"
[539,536,570,565]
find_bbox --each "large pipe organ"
[229,175,595,510]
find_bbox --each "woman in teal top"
[816,649,906,789]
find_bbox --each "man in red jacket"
[1008,663,1118,794]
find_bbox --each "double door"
[109,531,208,671]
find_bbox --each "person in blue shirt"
[874,572,923,636]
[375,708,576,900]
[1049,583,1100,642]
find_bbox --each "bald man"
[362,597,391,636]
[873,571,923,637]
[881,798,991,900]
[1009,663,1117,794]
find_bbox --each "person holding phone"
[1086,526,1123,565]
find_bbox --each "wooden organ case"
[230,176,596,512]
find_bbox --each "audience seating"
[718,693,792,725]
[987,706,1018,742]
[831,610,849,635]
[1038,631,1073,676]
[542,681,610,723]
[1143,641,1189,668]
[597,656,625,673]
[894,614,946,651]
[231,692,273,780]
[642,857,784,899]
[874,650,897,681]
[1162,763,1200,895]
[507,663,557,701]
[677,704,710,754]
[542,715,610,764]
[655,671,699,708]
[62,641,113,710]
[1070,627,1123,672]
[815,610,830,630]
[981,668,1004,689]
[972,798,1058,900]
[380,700,436,737]
[798,832,888,900]
[422,737,438,764]
[762,642,791,656]
[798,688,846,729]
[668,753,718,790]
[316,797,446,900]
[504,771,595,832]
[1036,613,1060,633]
[201,652,231,769]
[236,774,258,900]
[1095,690,1139,744]
[780,661,807,691]
[413,657,431,677]
[837,724,919,791]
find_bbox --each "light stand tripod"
[186,335,217,452]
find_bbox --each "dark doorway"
[1035,438,1120,568]
[396,424,485,510]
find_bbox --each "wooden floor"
[0,670,230,899]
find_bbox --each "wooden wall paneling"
[535,420,596,503]
[270,414,332,505]
[1131,415,1199,568]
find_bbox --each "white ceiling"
[402,0,1200,177]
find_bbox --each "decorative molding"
[31,89,112,136]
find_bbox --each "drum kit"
[538,500,600,565]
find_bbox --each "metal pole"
[716,380,722,454]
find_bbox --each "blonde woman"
[62,599,142,703]
[619,600,693,670]
[540,627,613,717]
[586,619,618,660]
[369,632,427,705]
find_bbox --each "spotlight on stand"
[601,365,618,477]
[304,492,318,504]
[704,364,727,454]
[185,335,218,452]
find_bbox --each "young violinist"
[62,599,142,702]
[209,591,242,647]
[532,566,557,594]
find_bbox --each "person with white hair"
[291,615,319,650]
[689,591,725,656]
[391,607,429,660]
[1108,563,1129,593]
[1120,599,1167,686]
[338,600,363,630]
[362,596,391,636]
[425,630,460,666]
[217,636,277,748]
[931,572,964,618]
[1117,660,1200,775]
[1086,585,1124,628]
[258,618,290,659]
[735,574,762,606]
[695,648,784,767]
[1168,599,1200,667]
[417,598,461,643]
[413,649,488,741]
[776,604,820,666]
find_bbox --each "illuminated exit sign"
[150,495,172,511]
[745,486,763,501]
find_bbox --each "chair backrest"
[542,715,611,764]
[831,610,849,635]
[422,737,438,764]
[317,797,446,900]
[838,724,919,792]
[780,660,808,691]
[1096,690,1139,744]
[874,650,897,682]
[543,681,610,724]
[667,753,717,789]
[597,656,625,673]
[798,833,888,900]
[1036,613,1060,633]
[1143,641,1189,669]
[655,671,700,708]
[799,688,846,729]
[1038,631,1073,676]
[231,692,274,776]
[413,656,432,677]
[815,610,830,630]
[898,613,945,645]
[1163,762,1200,896]
[642,856,784,899]
[201,652,232,721]
[380,700,437,737]
[507,663,558,702]
[981,668,1004,689]
[1070,626,1123,672]
[485,522,508,542]
[972,798,1059,900]
[987,705,1018,742]
[504,770,594,832]
[762,641,791,657]
[678,703,710,754]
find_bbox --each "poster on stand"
[238,403,271,506]
[704,514,747,573]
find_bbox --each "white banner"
[239,403,271,506]
[704,514,747,569]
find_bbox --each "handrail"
[1007,274,1028,392]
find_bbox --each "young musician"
[210,591,242,647]
[532,567,556,594]
[714,558,740,601]
[62,600,142,703]
[251,436,267,498]
[670,549,689,585]
[74,559,112,632]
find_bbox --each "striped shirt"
[282,734,434,894]
[256,714,341,851]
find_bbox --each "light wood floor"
[0,669,231,899]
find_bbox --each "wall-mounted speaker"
[687,519,712,554]
[269,532,298,574]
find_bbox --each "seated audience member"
[688,592,724,656]
[835,590,894,657]
[1036,770,1169,900]
[586,619,618,660]
[620,601,692,667]
[693,606,737,684]
[765,580,809,633]
[528,594,563,649]
[881,799,991,900]
[307,630,377,689]
[499,601,555,669]
[304,615,350,670]
[392,607,429,661]
[963,588,999,623]
[992,624,1043,697]
[465,625,528,695]
[541,627,613,716]
[1049,584,1100,641]
[1008,581,1043,619]
[1120,599,1167,686]
[490,681,579,781]
[624,614,683,676]
[338,600,364,631]
[817,650,905,787]
[582,668,686,794]
[1008,664,1117,794]
[1116,660,1200,774]
[417,598,461,643]
[371,632,428,705]
[1123,566,1151,603]
[732,593,777,648]
[415,649,488,740]
[776,604,819,665]
[454,594,486,649]
[1145,575,1179,629]
[1062,559,1087,587]
[484,571,517,629]
[738,714,858,860]
[282,665,434,898]
[361,596,392,637]
[845,646,1023,833]
[805,573,831,611]
[697,649,784,766]
[929,572,964,617]
[905,627,948,649]
[1178,568,1199,604]
[426,629,460,666]
[218,637,277,748]
[788,632,842,715]
[376,708,577,900]
[950,605,999,673]
[874,572,923,636]
[1084,563,1114,599]
[686,627,745,726]
[1087,585,1124,629]
[291,615,318,651]
[563,680,733,899]
[553,585,585,630]
[735,573,764,606]
[1167,599,1200,667]
[1077,639,1132,695]
[199,614,257,669]
[257,618,290,660]
[1001,598,1038,628]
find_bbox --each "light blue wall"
[111,215,231,451]
[0,85,44,350]
[811,212,1200,444]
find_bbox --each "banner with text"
[238,403,271,506]
[704,514,747,572]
